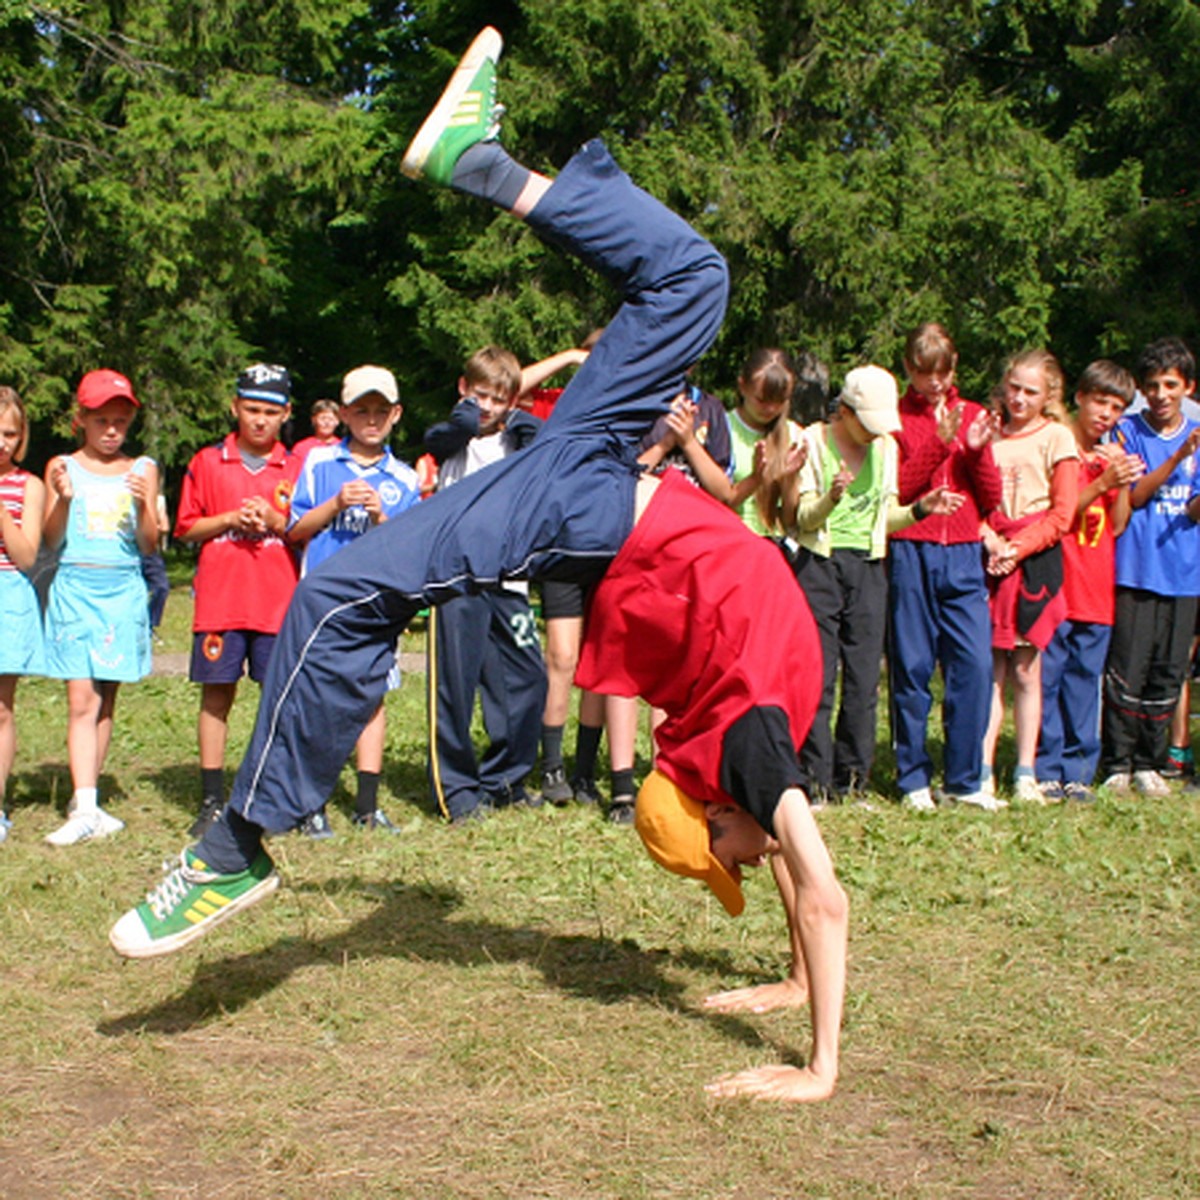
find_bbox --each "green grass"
[1,586,1197,1198]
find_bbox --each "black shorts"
[540,578,587,621]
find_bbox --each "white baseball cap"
[840,365,901,436]
[342,365,400,406]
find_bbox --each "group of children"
[592,326,1197,815]
[78,23,1200,1106]
[2,311,1198,847]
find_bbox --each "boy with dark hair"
[1101,338,1200,793]
[178,364,300,837]
[1037,361,1142,802]
[111,28,847,1104]
[423,346,545,823]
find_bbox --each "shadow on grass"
[145,763,201,820]
[97,878,798,1061]
[9,765,127,814]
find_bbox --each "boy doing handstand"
[111,29,848,1103]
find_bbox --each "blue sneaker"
[401,27,504,185]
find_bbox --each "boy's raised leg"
[110,27,726,960]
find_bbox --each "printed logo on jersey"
[378,479,403,508]
[1079,500,1108,548]
[274,479,294,511]
[202,633,225,662]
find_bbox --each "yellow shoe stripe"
[450,91,482,124]
[184,889,232,924]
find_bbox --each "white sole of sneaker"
[401,26,503,180]
[109,871,280,959]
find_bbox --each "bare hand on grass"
[705,1063,836,1103]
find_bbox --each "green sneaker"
[109,848,279,959]
[401,26,504,184]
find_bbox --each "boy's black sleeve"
[423,398,480,464]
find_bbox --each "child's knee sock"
[451,142,531,210]
[355,771,381,820]
[193,806,264,874]
[542,723,565,770]
[573,723,603,781]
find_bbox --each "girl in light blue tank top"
[42,369,160,846]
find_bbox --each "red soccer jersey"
[576,469,822,811]
[1062,453,1119,626]
[177,433,300,633]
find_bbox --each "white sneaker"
[902,786,936,812]
[45,807,125,846]
[945,789,1008,812]
[1133,770,1170,797]
[1100,771,1132,795]
[1014,775,1044,804]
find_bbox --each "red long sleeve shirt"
[891,385,1003,545]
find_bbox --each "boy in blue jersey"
[287,364,420,831]
[1101,338,1200,793]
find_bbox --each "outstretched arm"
[703,850,811,1015]
[519,347,588,396]
[706,788,848,1102]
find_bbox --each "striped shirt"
[0,469,31,571]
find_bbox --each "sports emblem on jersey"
[274,479,294,511]
[378,479,403,508]
[203,633,225,662]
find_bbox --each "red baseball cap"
[77,369,139,410]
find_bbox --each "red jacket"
[891,385,1003,545]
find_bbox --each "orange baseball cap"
[634,770,745,916]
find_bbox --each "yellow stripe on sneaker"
[184,889,233,924]
[449,92,482,124]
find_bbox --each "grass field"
[1,584,1197,1198]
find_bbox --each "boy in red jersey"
[1037,361,1142,801]
[176,364,301,837]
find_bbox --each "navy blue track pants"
[230,141,729,831]
[427,590,546,821]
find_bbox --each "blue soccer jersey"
[1113,411,1200,596]
[290,440,420,574]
